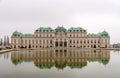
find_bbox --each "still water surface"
[0,49,120,78]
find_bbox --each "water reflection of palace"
[11,49,110,69]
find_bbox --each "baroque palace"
[11,26,110,49]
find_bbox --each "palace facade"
[11,26,110,49]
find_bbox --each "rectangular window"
[32,40,34,44]
[36,40,38,44]
[50,34,52,37]
[105,39,108,44]
[70,40,72,43]
[39,40,41,44]
[29,40,31,44]
[25,40,27,44]
[47,40,48,43]
[98,40,100,43]
[14,39,16,44]
[50,40,52,44]
[43,40,45,44]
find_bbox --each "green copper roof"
[36,27,53,32]
[12,31,24,37]
[87,33,100,37]
[68,27,86,32]
[101,30,109,36]
[12,31,33,37]
[87,30,109,37]
[55,26,66,32]
[22,34,33,37]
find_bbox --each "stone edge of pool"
[0,49,13,54]
[0,48,120,54]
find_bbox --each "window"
[36,40,38,44]
[105,39,108,43]
[91,40,93,43]
[88,45,89,47]
[98,40,100,43]
[50,40,52,44]
[87,40,89,43]
[73,40,75,43]
[25,40,27,44]
[32,40,34,44]
[43,40,45,44]
[14,39,16,43]
[29,40,31,44]
[73,34,75,37]
[70,40,72,43]
[84,40,86,43]
[47,34,48,37]
[95,40,96,43]
[50,34,52,37]
[47,40,48,43]
[39,40,41,44]
[36,35,38,37]
[80,40,82,43]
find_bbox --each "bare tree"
[6,36,9,45]
[0,38,3,45]
[4,36,6,46]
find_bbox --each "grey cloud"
[0,0,120,43]
[0,0,120,21]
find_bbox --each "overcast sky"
[0,0,120,44]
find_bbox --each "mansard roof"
[22,34,33,37]
[68,27,86,32]
[87,33,100,37]
[36,27,53,32]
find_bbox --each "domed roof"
[101,30,109,36]
[55,26,66,32]
[12,31,33,37]
[12,31,23,37]
[87,30,109,37]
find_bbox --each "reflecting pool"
[0,49,120,78]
